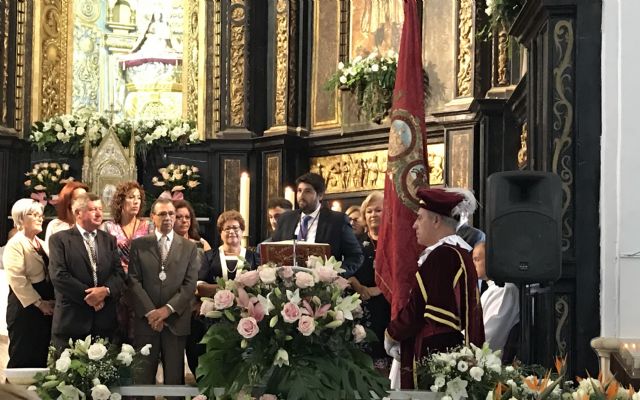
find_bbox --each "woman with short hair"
[4,198,54,367]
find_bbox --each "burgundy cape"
[386,243,485,389]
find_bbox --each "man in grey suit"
[128,198,199,390]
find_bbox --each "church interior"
[3,0,640,397]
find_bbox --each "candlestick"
[284,186,295,209]
[239,172,250,247]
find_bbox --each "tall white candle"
[239,172,250,247]
[284,186,295,209]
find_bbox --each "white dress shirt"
[481,281,519,352]
[294,205,321,243]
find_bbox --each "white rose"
[259,267,277,284]
[434,376,446,388]
[469,366,484,381]
[339,75,347,84]
[87,343,108,360]
[55,355,71,372]
[141,343,152,356]
[91,384,111,400]
[371,64,379,72]
[121,343,135,355]
[337,61,345,70]
[117,351,133,366]
[352,324,366,343]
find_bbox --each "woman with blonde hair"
[348,191,391,374]
[4,198,54,367]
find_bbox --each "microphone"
[292,232,297,268]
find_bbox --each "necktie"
[84,231,98,287]
[159,235,169,265]
[480,280,489,295]
[299,215,312,241]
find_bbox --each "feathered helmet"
[416,187,477,219]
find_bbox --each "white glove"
[384,332,401,361]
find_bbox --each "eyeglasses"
[222,226,241,233]
[175,215,191,220]
[26,212,44,219]
[154,211,176,218]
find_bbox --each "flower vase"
[117,367,133,386]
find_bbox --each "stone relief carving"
[456,0,473,97]
[310,150,388,194]
[72,24,100,114]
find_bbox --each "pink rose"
[193,395,208,400]
[199,300,215,315]
[258,267,277,284]
[315,266,338,283]
[259,395,278,400]
[213,290,235,310]
[295,272,315,289]
[352,324,366,343]
[334,276,350,291]
[278,265,294,279]
[235,270,260,287]
[297,315,316,336]
[281,302,301,323]
[237,317,259,339]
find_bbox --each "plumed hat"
[416,187,477,218]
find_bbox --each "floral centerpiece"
[29,113,200,157]
[32,335,150,400]
[416,343,640,400]
[482,0,524,36]
[24,162,75,216]
[151,163,201,201]
[197,256,389,400]
[325,51,429,124]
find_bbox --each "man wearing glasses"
[128,198,199,392]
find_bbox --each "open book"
[259,241,331,267]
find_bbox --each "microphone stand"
[292,233,298,268]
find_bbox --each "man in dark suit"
[49,193,126,350]
[272,172,363,276]
[128,198,199,390]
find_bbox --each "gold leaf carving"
[212,0,222,134]
[14,0,27,131]
[497,25,508,86]
[273,0,288,127]
[551,20,574,252]
[456,0,473,97]
[2,1,10,123]
[517,121,528,169]
[39,0,70,121]
[229,1,246,127]
[310,150,388,194]
[183,0,199,120]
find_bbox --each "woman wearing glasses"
[3,199,55,367]
[188,210,258,374]
[173,200,211,252]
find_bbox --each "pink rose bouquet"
[197,257,389,400]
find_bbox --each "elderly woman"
[101,181,153,344]
[173,199,211,251]
[348,191,391,373]
[187,211,259,374]
[345,205,365,236]
[45,181,88,243]
[3,199,55,367]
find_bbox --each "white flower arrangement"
[151,163,201,201]
[24,162,75,212]
[29,113,200,157]
[34,335,149,400]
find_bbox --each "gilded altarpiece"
[32,0,73,122]
[310,0,341,131]
[72,0,101,114]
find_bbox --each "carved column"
[218,0,252,138]
[264,0,298,136]
[0,0,8,127]
[31,0,73,123]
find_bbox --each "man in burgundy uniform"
[385,188,485,389]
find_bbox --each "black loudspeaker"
[486,171,562,283]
